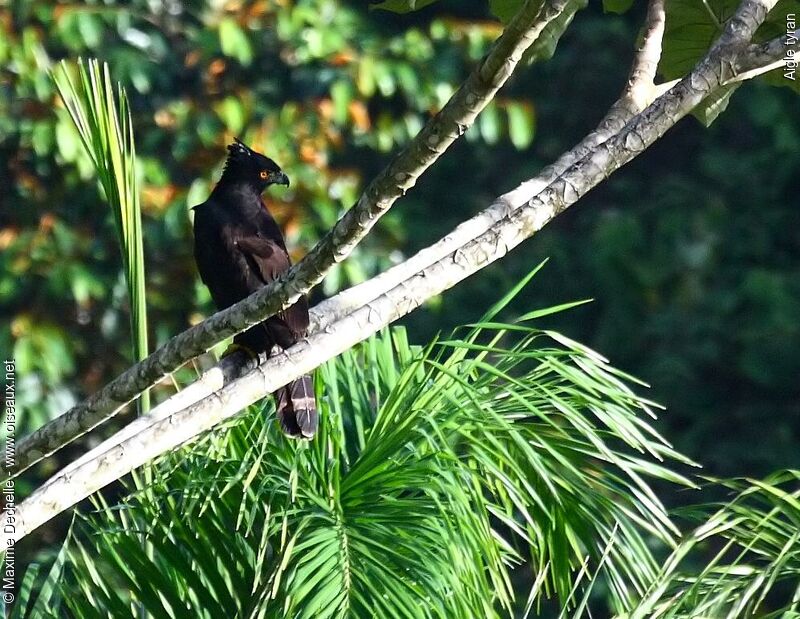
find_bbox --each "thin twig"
[622,0,667,111]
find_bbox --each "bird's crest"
[227,137,255,161]
[223,138,259,176]
[224,138,280,169]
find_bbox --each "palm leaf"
[624,470,800,618]
[47,305,694,617]
[52,58,149,411]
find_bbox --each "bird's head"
[222,139,290,192]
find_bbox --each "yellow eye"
[259,171,269,179]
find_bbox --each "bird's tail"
[275,375,317,439]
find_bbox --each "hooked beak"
[273,171,290,187]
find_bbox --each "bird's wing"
[193,202,249,310]
[235,235,290,283]
[235,235,310,337]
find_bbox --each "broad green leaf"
[695,83,741,127]
[603,0,634,13]
[215,96,247,135]
[661,0,738,79]
[506,101,536,149]
[479,101,501,143]
[330,80,352,125]
[370,0,440,13]
[489,0,527,23]
[488,0,587,68]
[527,0,587,63]
[219,17,253,66]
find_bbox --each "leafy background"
[1,0,798,607]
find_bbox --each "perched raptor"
[192,139,317,438]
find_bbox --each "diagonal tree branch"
[652,31,792,100]
[5,0,780,545]
[9,0,573,478]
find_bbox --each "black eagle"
[192,139,317,438]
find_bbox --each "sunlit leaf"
[219,18,253,66]
[52,59,149,410]
[695,83,741,127]
[488,0,526,23]
[370,0,440,14]
[506,101,536,149]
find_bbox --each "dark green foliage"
[488,0,527,24]
[372,0,442,14]
[602,0,635,14]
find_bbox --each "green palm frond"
[41,297,696,618]
[52,58,149,410]
[623,470,800,619]
[7,528,70,618]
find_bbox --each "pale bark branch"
[621,0,667,111]
[9,0,571,478]
[5,0,779,545]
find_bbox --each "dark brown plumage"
[192,140,317,438]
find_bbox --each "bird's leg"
[269,344,288,364]
[270,344,294,367]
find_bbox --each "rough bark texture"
[5,0,783,545]
[9,0,571,478]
